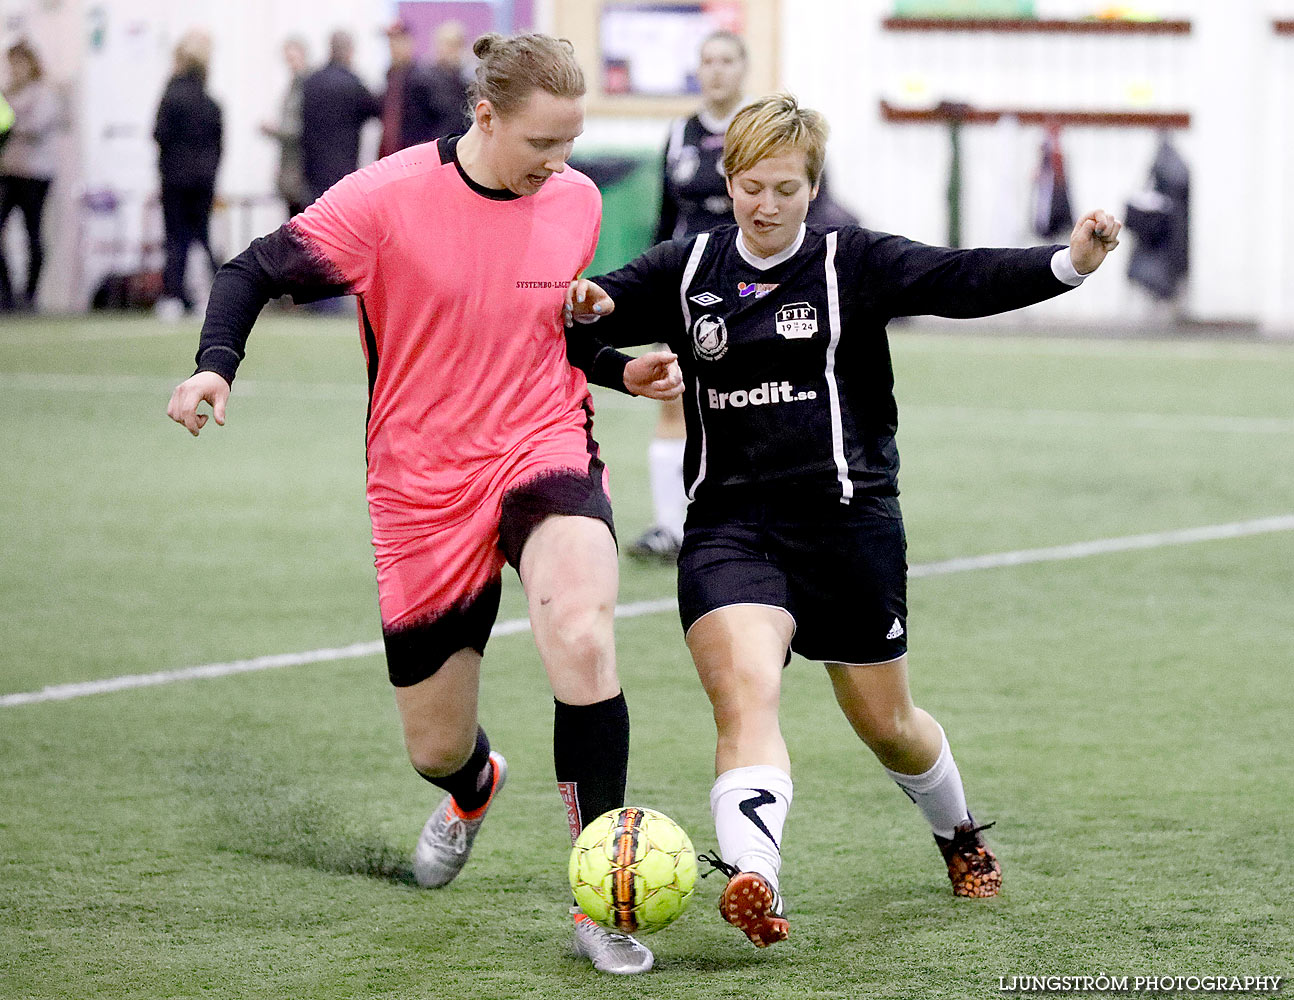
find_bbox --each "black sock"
[418,726,494,813]
[554,693,629,845]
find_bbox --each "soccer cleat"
[626,526,682,564]
[699,852,789,948]
[412,751,507,888]
[571,908,655,974]
[934,817,1002,898]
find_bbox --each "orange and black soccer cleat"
[934,818,1002,898]
[699,852,789,948]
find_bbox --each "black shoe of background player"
[626,526,681,564]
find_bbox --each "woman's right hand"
[166,370,231,437]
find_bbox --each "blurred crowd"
[150,19,471,318]
[0,21,470,317]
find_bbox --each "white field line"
[890,333,1294,363]
[3,520,1291,709]
[902,404,1294,436]
[908,515,1294,577]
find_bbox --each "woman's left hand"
[1069,209,1123,275]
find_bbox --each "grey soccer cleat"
[571,908,655,974]
[412,751,507,888]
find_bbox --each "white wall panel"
[2,0,1290,326]
[1262,21,1293,335]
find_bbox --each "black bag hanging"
[1032,124,1074,241]
[1125,135,1190,300]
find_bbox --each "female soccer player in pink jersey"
[167,33,680,975]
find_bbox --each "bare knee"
[407,734,474,779]
[710,671,781,735]
[853,705,922,760]
[536,599,617,689]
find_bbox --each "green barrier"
[571,149,662,274]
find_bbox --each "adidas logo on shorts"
[886,617,905,640]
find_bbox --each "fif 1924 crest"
[691,313,728,361]
[775,302,818,339]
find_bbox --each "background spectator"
[417,20,471,143]
[379,21,415,157]
[380,20,470,155]
[153,29,222,319]
[301,30,380,201]
[0,40,59,312]
[260,36,310,219]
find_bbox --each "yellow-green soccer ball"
[568,806,697,935]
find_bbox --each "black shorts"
[677,491,907,665]
[384,463,616,687]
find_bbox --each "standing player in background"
[633,31,859,561]
[629,29,748,563]
[167,33,682,976]
[566,93,1121,947]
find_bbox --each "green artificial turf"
[2,314,1291,999]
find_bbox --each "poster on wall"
[394,0,537,57]
[554,0,779,116]
[599,2,742,96]
[892,1,1035,15]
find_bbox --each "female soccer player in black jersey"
[565,93,1121,948]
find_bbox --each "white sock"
[710,765,793,891]
[883,726,970,839]
[648,437,687,540]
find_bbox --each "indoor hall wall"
[775,0,1289,331]
[78,0,392,308]
[0,0,393,309]
[1262,16,1293,335]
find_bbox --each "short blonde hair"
[723,93,829,185]
[470,32,585,117]
[174,29,212,78]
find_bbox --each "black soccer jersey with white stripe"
[656,112,734,243]
[585,224,1073,502]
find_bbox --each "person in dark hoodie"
[153,30,222,318]
[301,30,381,202]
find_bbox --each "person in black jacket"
[379,21,470,155]
[301,30,381,202]
[565,93,1121,948]
[153,30,221,318]
[418,21,471,144]
[628,30,749,564]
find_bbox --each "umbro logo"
[689,291,724,307]
[887,617,905,640]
